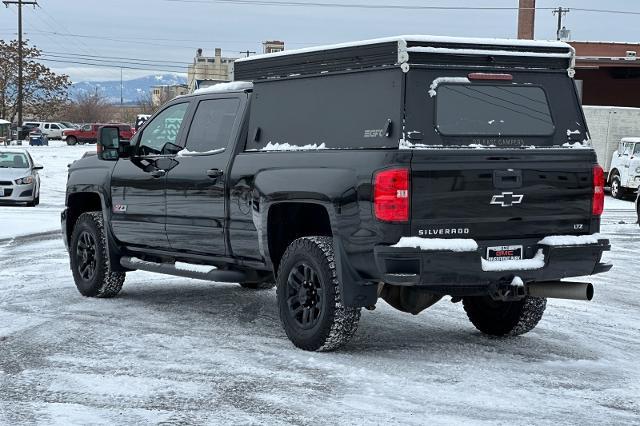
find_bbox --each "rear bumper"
[374,238,611,293]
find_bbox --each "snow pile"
[566,129,582,136]
[177,147,225,156]
[391,237,478,252]
[259,142,327,151]
[481,250,545,272]
[193,81,253,94]
[174,262,216,274]
[428,77,470,97]
[538,234,601,246]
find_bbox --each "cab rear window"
[436,84,554,137]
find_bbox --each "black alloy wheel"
[76,230,98,281]
[285,262,324,330]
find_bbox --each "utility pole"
[552,7,570,40]
[239,50,256,58]
[3,0,38,138]
[120,67,123,122]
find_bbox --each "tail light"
[592,165,604,216]
[374,168,409,222]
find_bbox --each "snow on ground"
[0,147,639,424]
[0,140,93,240]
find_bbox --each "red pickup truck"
[63,123,133,145]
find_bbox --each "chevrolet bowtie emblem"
[490,192,524,207]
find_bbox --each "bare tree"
[66,91,114,123]
[0,39,70,122]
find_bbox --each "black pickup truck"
[62,36,611,351]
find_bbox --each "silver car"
[0,149,42,206]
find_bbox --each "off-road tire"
[70,211,125,298]
[66,136,77,146]
[610,174,624,199]
[277,236,361,351]
[462,296,546,336]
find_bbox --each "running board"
[120,256,247,283]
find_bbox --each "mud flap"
[333,236,377,307]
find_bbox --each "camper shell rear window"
[436,84,555,137]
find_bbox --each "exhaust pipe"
[527,281,594,301]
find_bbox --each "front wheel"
[66,136,77,146]
[277,236,361,351]
[70,212,125,298]
[610,174,624,199]
[462,295,546,336]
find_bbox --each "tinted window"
[51,124,60,129]
[247,70,402,150]
[138,103,189,155]
[185,98,239,153]
[623,143,633,155]
[634,144,640,156]
[436,84,554,136]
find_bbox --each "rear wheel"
[66,136,77,146]
[610,174,624,199]
[277,236,361,351]
[70,212,125,298]
[462,296,546,336]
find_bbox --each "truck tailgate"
[409,149,598,240]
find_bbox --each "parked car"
[62,35,611,352]
[60,121,79,130]
[22,121,74,139]
[63,123,133,145]
[11,123,38,141]
[28,128,49,146]
[609,137,640,199]
[0,149,42,206]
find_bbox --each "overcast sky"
[0,0,637,82]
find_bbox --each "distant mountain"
[69,74,187,104]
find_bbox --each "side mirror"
[98,126,132,160]
[33,164,43,170]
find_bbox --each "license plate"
[486,245,523,261]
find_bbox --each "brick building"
[518,0,640,107]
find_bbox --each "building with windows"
[263,40,285,54]
[151,84,189,107]
[187,48,237,92]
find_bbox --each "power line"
[37,57,188,74]
[164,0,640,15]
[41,50,191,66]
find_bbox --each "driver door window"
[138,103,189,156]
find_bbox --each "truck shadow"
[119,280,598,363]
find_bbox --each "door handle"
[207,169,223,179]
[151,169,166,178]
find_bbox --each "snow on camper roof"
[233,35,575,82]
[236,35,572,63]
[192,81,253,94]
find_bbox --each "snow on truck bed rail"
[538,234,601,246]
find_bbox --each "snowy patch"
[538,234,601,246]
[193,81,252,94]
[511,276,524,287]
[481,250,545,272]
[566,129,582,136]
[562,141,592,149]
[259,142,327,152]
[391,237,478,252]
[428,77,470,97]
[174,262,216,274]
[177,147,225,156]
[398,139,444,150]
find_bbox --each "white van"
[22,121,73,140]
